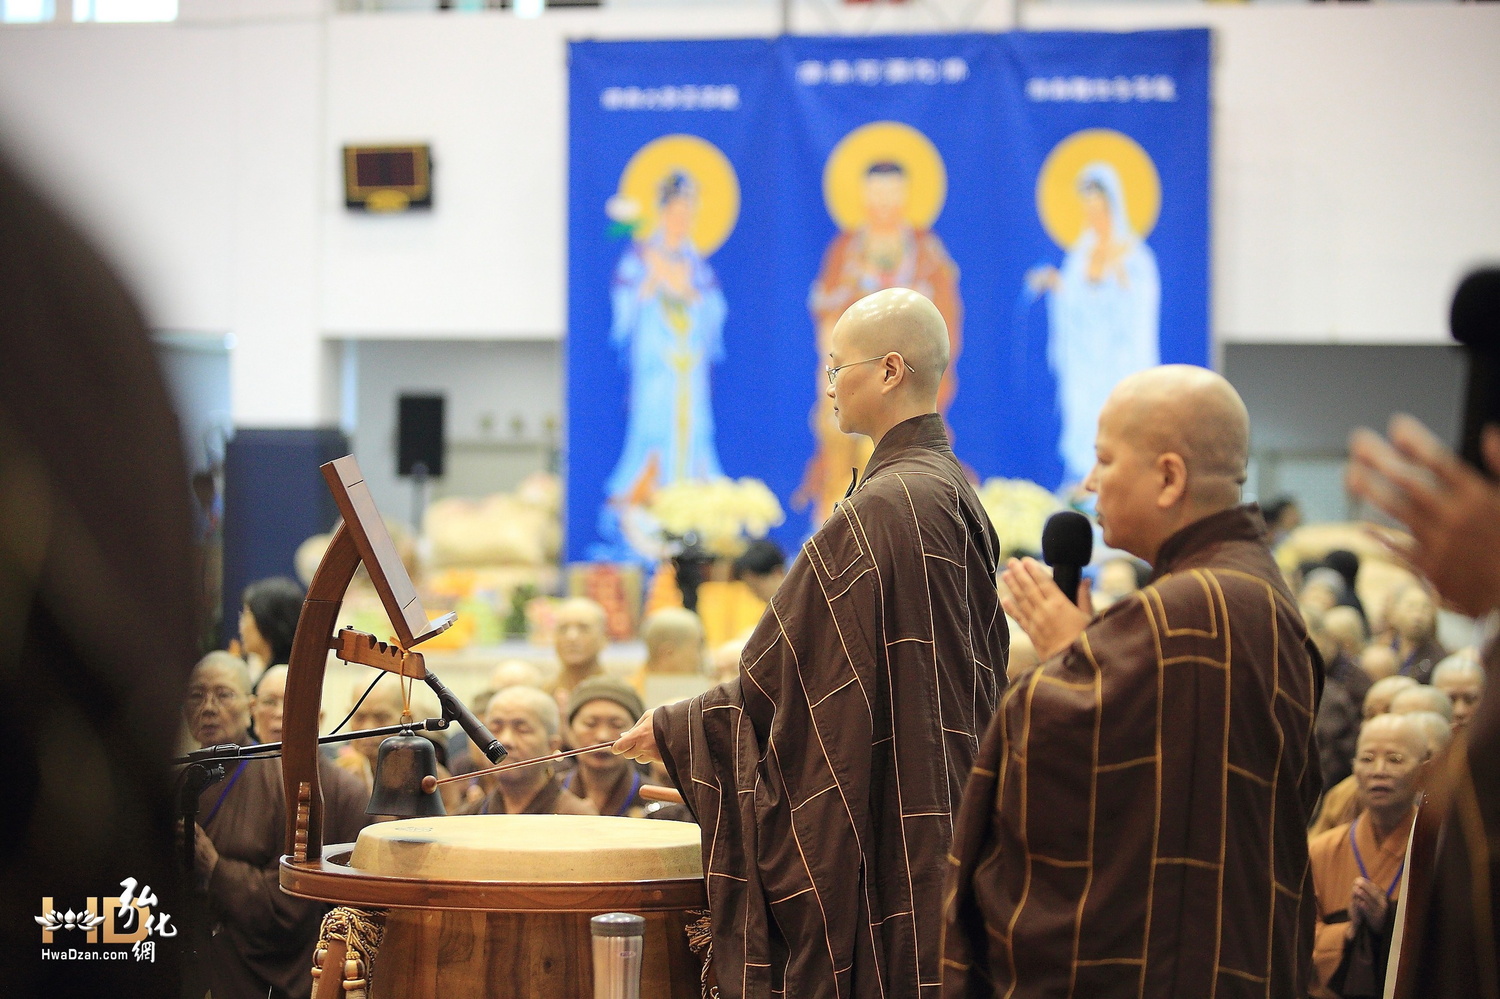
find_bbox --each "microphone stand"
[171,716,454,766]
[173,716,506,999]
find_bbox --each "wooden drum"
[280,814,707,999]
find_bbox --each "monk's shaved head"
[1358,712,1427,758]
[1087,365,1253,563]
[1103,365,1249,507]
[833,288,949,404]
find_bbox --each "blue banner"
[568,30,1210,563]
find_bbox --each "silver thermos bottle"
[591,912,645,999]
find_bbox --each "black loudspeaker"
[398,394,445,478]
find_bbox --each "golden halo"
[823,121,947,232]
[616,134,740,257]
[1036,128,1161,250]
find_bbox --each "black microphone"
[424,670,508,765]
[1042,511,1094,606]
[1451,268,1500,474]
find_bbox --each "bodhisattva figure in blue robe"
[599,171,728,558]
[1028,161,1161,484]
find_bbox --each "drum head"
[349,814,704,883]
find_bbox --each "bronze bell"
[367,728,446,818]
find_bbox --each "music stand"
[278,455,454,863]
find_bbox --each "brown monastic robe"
[463,773,599,816]
[943,506,1323,999]
[1388,640,1500,998]
[1308,810,1414,997]
[198,755,370,999]
[657,414,1009,999]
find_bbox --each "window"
[1,0,56,23]
[72,0,176,21]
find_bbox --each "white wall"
[1022,3,1500,345]
[0,1,1496,430]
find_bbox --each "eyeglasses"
[186,687,245,708]
[825,353,917,386]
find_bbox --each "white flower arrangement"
[976,477,1065,557]
[648,477,786,557]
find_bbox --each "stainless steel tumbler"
[591,911,645,999]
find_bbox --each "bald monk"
[1307,713,1429,998]
[634,606,712,708]
[553,596,609,694]
[615,288,1009,999]
[1431,652,1485,731]
[1310,675,1421,837]
[944,365,1323,998]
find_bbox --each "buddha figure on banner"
[1027,129,1163,485]
[600,134,740,560]
[802,121,962,528]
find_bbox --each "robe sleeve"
[657,677,773,998]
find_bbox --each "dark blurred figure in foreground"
[1345,267,1500,998]
[0,151,198,995]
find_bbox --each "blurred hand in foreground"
[1346,415,1500,618]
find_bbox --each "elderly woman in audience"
[1381,583,1447,683]
[1358,643,1399,683]
[1323,606,1368,663]
[335,678,463,813]
[183,652,368,999]
[250,663,290,743]
[235,576,304,682]
[1311,675,1419,835]
[1431,650,1485,731]
[551,597,610,703]
[448,659,547,771]
[1310,608,1373,790]
[635,607,711,708]
[1389,682,1456,726]
[1322,550,1368,623]
[559,677,651,816]
[1301,566,1351,616]
[1308,713,1429,999]
[1091,556,1147,611]
[463,686,596,816]
[711,637,747,685]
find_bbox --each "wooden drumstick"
[420,742,614,794]
[639,784,684,805]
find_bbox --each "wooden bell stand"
[277,455,454,998]
[275,456,707,999]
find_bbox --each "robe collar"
[1148,504,1268,582]
[859,413,951,484]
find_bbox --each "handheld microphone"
[1041,511,1094,606]
[1451,268,1500,475]
[424,670,508,765]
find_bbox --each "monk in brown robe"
[1346,412,1500,998]
[1308,713,1425,998]
[185,653,371,999]
[944,365,1324,998]
[615,287,1008,999]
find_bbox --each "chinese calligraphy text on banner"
[568,30,1210,563]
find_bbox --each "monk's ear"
[880,354,902,393]
[1156,452,1188,509]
